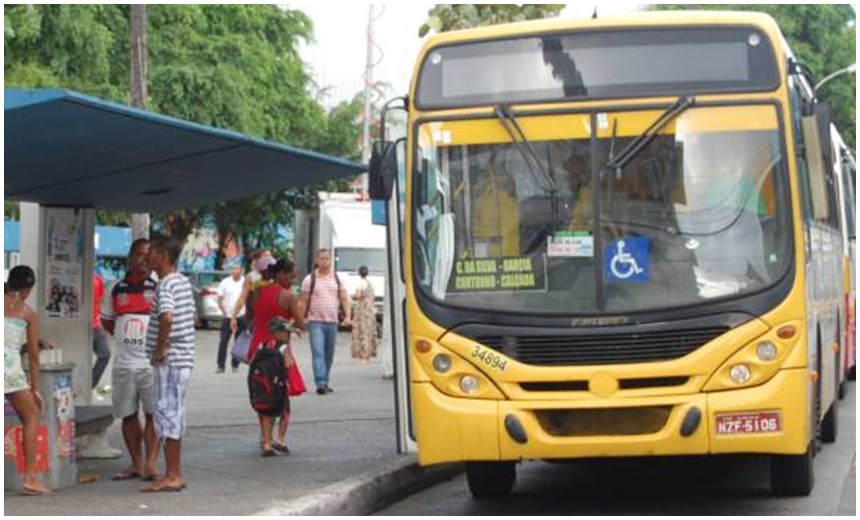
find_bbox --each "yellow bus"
[370,11,849,497]
[831,127,856,386]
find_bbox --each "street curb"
[253,456,463,516]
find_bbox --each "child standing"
[266,316,304,453]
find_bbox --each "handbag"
[231,330,253,364]
[287,362,307,396]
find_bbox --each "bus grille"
[478,327,729,366]
[536,406,672,436]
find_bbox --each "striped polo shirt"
[146,272,196,369]
[301,271,345,323]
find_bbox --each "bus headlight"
[730,364,751,384]
[459,375,479,394]
[413,336,507,399]
[756,341,778,361]
[432,354,452,373]
[703,322,802,392]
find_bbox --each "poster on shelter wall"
[44,208,85,318]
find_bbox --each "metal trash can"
[4,362,77,491]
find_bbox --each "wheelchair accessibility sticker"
[604,238,649,283]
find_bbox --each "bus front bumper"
[412,368,809,466]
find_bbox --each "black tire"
[849,365,856,381]
[820,400,838,443]
[466,461,516,498]
[771,444,814,496]
[839,380,846,400]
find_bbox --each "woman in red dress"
[248,259,305,455]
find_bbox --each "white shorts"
[153,364,192,440]
[111,367,154,419]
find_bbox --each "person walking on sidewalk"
[298,249,352,395]
[4,265,51,496]
[253,316,301,457]
[350,265,378,364]
[142,237,196,493]
[248,259,305,455]
[216,265,245,373]
[230,249,276,334]
[101,238,159,482]
[91,271,111,389]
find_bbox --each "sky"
[291,3,643,109]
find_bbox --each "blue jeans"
[309,321,338,388]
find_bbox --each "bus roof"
[412,11,786,96]
[419,11,782,47]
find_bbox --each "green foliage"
[317,96,364,161]
[3,4,364,265]
[5,201,20,221]
[418,4,565,36]
[95,210,130,227]
[419,4,565,36]
[651,5,856,148]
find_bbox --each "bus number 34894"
[471,345,507,372]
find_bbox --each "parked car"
[184,270,230,329]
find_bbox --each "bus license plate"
[715,411,782,435]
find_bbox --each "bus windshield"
[413,104,791,314]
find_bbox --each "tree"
[651,5,856,148]
[419,4,564,36]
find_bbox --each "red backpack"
[247,344,287,416]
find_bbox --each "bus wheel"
[466,461,516,498]
[820,400,838,443]
[770,444,814,496]
[849,365,856,381]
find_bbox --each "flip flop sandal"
[272,443,290,454]
[111,470,143,481]
[141,474,159,482]
[261,449,276,458]
[140,483,183,493]
[21,486,51,496]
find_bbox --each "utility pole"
[130,4,150,239]
[360,5,378,198]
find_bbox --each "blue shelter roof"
[5,89,365,213]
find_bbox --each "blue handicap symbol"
[603,237,650,283]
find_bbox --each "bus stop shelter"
[5,88,365,407]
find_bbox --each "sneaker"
[215,368,225,374]
[316,387,327,395]
[325,386,334,393]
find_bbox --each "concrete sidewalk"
[4,329,459,515]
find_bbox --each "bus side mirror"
[369,140,397,201]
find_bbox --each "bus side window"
[789,81,816,224]
[842,158,857,238]
[800,115,831,225]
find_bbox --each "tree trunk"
[130,5,149,240]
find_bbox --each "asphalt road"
[376,383,856,516]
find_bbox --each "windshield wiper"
[494,105,557,194]
[606,96,695,173]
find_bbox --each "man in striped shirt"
[299,249,352,395]
[142,236,196,493]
